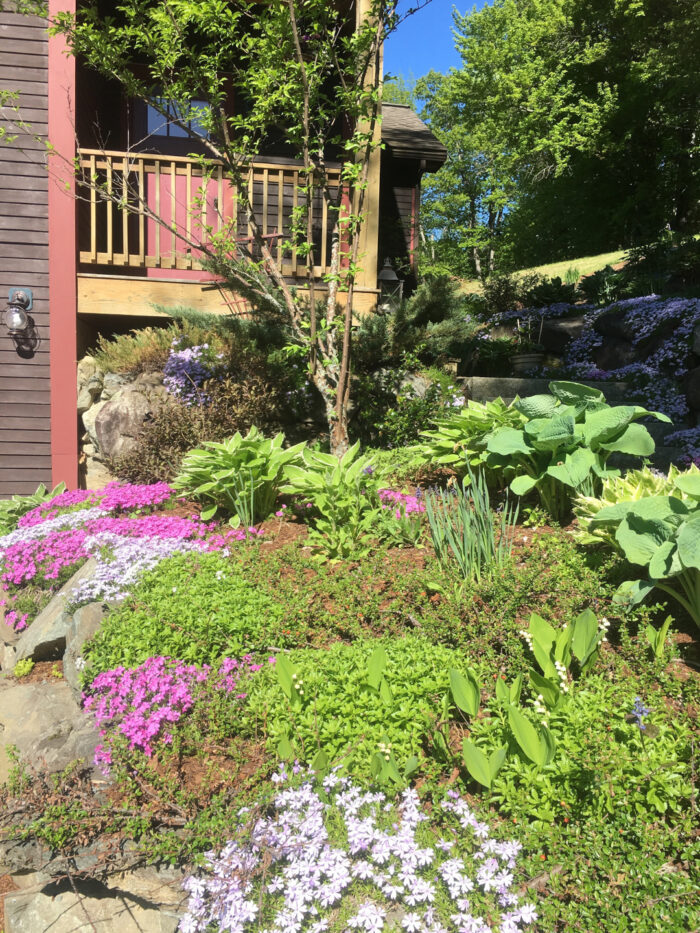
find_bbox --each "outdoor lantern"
[4,288,38,354]
[4,288,32,334]
[377,258,403,310]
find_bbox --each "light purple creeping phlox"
[179,769,538,933]
[83,655,265,772]
[164,343,223,404]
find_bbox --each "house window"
[146,98,210,139]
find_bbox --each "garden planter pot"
[511,351,545,374]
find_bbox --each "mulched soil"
[12,659,64,685]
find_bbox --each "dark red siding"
[0,9,51,496]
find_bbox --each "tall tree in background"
[419,0,700,273]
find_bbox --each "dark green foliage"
[82,552,287,678]
[524,276,578,308]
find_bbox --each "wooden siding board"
[0,8,51,495]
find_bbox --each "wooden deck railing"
[77,148,341,276]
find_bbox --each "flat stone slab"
[4,880,180,933]
[63,601,107,701]
[13,559,97,668]
[0,681,99,784]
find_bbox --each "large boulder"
[63,601,107,700]
[540,315,586,355]
[593,335,642,371]
[94,386,157,460]
[12,559,97,668]
[0,681,99,783]
[4,878,181,933]
[81,399,108,449]
[684,365,700,411]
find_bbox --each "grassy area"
[461,248,629,293]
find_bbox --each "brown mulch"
[11,659,64,685]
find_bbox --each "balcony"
[77,148,341,278]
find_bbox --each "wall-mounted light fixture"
[377,258,403,312]
[5,288,38,355]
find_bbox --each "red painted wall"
[48,0,78,488]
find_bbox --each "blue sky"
[383,1,488,82]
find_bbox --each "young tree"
[52,0,426,454]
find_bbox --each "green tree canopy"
[419,0,700,274]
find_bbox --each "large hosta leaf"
[513,394,558,420]
[525,415,576,451]
[510,474,538,496]
[616,514,675,566]
[649,540,681,579]
[677,515,700,570]
[592,495,689,528]
[549,381,604,406]
[599,422,655,457]
[674,474,700,500]
[583,406,637,447]
[486,428,532,456]
[546,447,598,489]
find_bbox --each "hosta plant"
[587,474,700,628]
[0,482,67,535]
[280,442,384,560]
[574,463,700,545]
[173,427,305,525]
[484,380,670,521]
[413,396,521,482]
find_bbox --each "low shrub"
[82,552,287,678]
[109,376,287,484]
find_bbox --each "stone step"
[463,376,629,403]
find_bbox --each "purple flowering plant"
[179,768,539,933]
[83,653,273,773]
[164,340,226,405]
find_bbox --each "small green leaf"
[277,734,294,760]
[367,646,388,690]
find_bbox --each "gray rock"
[593,335,642,370]
[81,399,108,448]
[693,322,700,357]
[1,643,17,671]
[0,681,100,783]
[77,356,100,391]
[0,838,52,879]
[134,371,165,387]
[63,602,106,700]
[94,387,153,460]
[593,306,636,342]
[77,386,95,417]
[13,560,97,667]
[100,372,130,401]
[106,866,187,911]
[540,315,585,355]
[4,879,180,933]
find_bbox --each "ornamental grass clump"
[179,771,538,933]
[424,470,518,584]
